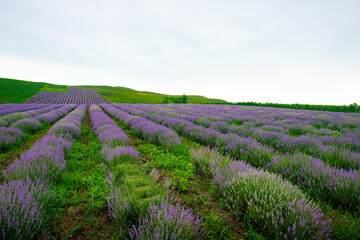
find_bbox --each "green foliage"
[246,229,267,240]
[49,123,111,238]
[136,143,195,191]
[105,154,166,231]
[202,211,235,239]
[223,101,360,113]
[334,216,360,240]
[39,84,68,93]
[0,78,46,103]
[324,206,360,240]
[163,94,189,104]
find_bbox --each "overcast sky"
[1,0,359,105]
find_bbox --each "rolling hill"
[0,77,226,104]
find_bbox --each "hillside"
[0,77,226,104]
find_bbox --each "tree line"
[162,95,188,104]
[212,101,360,113]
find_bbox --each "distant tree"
[162,97,170,104]
[171,97,181,103]
[180,94,188,103]
[163,95,188,104]
[349,103,359,112]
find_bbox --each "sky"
[0,0,359,105]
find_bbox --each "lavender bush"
[0,112,31,126]
[0,178,56,240]
[0,127,24,151]
[269,153,360,210]
[128,197,204,239]
[35,104,76,124]
[102,146,140,166]
[11,118,43,133]
[0,104,50,117]
[125,117,182,150]
[90,105,130,147]
[107,187,137,226]
[3,135,71,182]
[102,104,182,149]
[190,148,332,240]
[190,147,251,188]
[48,104,86,140]
[222,168,332,240]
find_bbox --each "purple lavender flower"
[191,148,332,239]
[0,178,56,240]
[128,196,204,239]
[102,146,140,165]
[0,127,24,151]
[11,118,43,133]
[89,105,130,147]
[47,104,86,140]
[3,135,71,182]
[269,153,360,210]
[102,104,182,149]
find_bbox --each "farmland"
[0,78,226,104]
[1,91,360,239]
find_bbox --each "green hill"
[0,77,226,104]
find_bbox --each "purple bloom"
[3,135,71,182]
[89,105,130,147]
[10,118,42,133]
[0,127,24,151]
[0,178,57,240]
[129,196,204,239]
[102,146,140,165]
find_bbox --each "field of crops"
[26,87,110,104]
[1,103,360,239]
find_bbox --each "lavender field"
[1,103,359,239]
[26,87,109,104]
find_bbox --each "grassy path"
[49,113,119,239]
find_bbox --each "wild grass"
[0,78,46,103]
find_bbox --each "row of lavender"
[0,104,55,116]
[100,104,333,239]
[142,104,360,150]
[109,104,360,211]
[159,104,360,134]
[0,104,76,152]
[0,105,86,239]
[130,104,360,159]
[26,87,110,104]
[124,104,360,170]
[89,105,203,239]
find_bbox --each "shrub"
[221,168,332,239]
[0,178,56,240]
[128,197,204,239]
[11,118,43,133]
[269,153,360,210]
[0,127,24,151]
[3,135,71,182]
[102,146,140,166]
